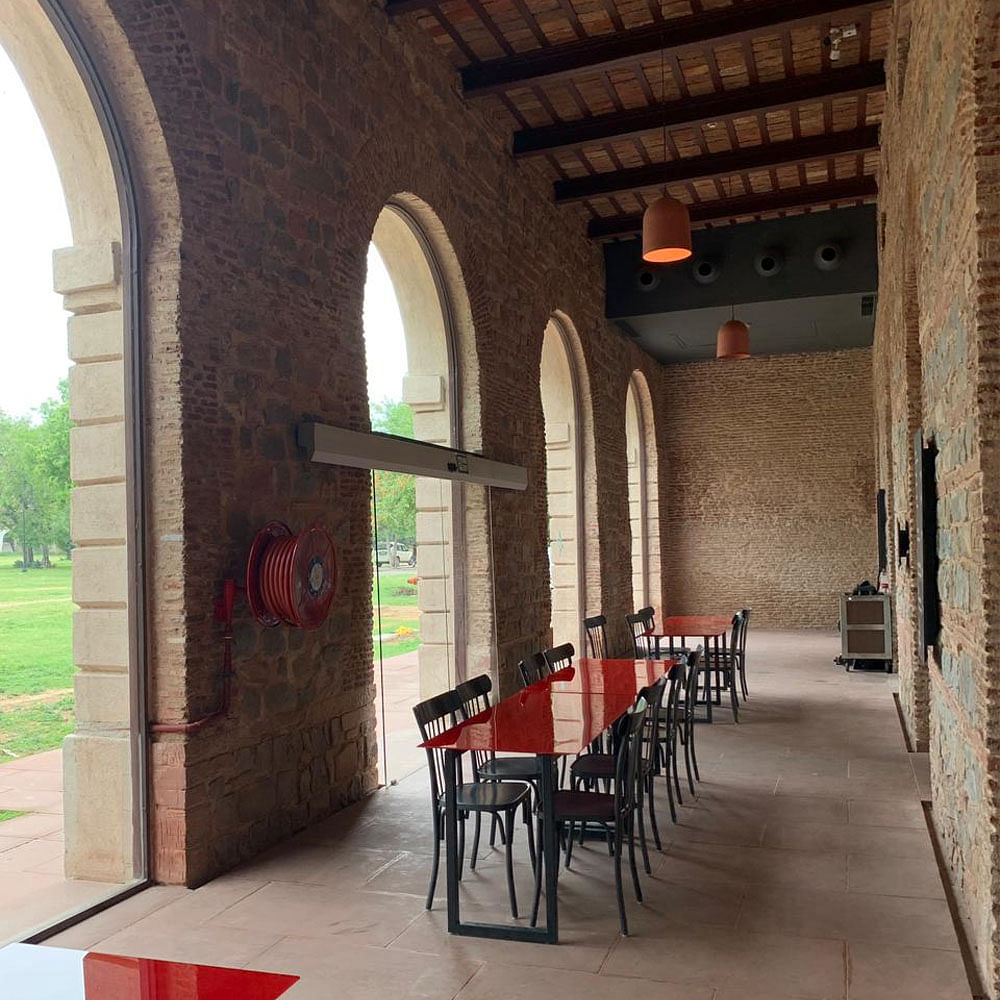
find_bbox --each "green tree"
[370,399,416,544]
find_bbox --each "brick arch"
[625,370,660,616]
[0,0,187,886]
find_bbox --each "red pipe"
[151,579,237,735]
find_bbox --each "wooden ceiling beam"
[555,125,880,203]
[586,175,878,239]
[457,0,889,96]
[515,60,885,157]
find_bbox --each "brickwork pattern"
[659,349,877,629]
[64,0,659,886]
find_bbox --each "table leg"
[541,754,559,943]
[445,749,460,933]
[714,635,722,706]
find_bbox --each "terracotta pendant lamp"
[641,35,692,265]
[717,307,750,360]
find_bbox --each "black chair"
[455,673,540,867]
[737,607,751,698]
[583,615,609,658]
[569,676,670,871]
[413,689,532,916]
[530,695,649,936]
[543,642,574,672]
[625,609,655,658]
[676,646,704,793]
[518,651,550,687]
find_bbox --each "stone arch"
[540,313,592,652]
[366,195,490,702]
[0,0,183,886]
[625,371,660,615]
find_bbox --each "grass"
[373,570,421,660]
[0,552,75,757]
[0,552,74,696]
[0,810,26,823]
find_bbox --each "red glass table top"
[422,658,677,756]
[548,658,679,694]
[0,944,299,1000]
[654,614,732,637]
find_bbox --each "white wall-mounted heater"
[297,422,527,491]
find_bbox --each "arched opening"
[0,1,144,938]
[363,197,484,784]
[540,317,584,650]
[625,372,660,615]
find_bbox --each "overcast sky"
[0,44,407,421]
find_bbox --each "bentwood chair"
[413,689,533,916]
[455,674,541,867]
[543,642,575,672]
[625,609,656,658]
[518,651,550,687]
[583,615,609,658]
[531,695,649,936]
[737,607,751,698]
[676,646,704,793]
[569,676,670,871]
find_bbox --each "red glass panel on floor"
[0,944,298,1000]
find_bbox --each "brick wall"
[659,348,877,629]
[64,0,658,886]
[874,0,1000,992]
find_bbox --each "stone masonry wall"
[659,348,877,629]
[65,0,661,886]
[873,0,1000,991]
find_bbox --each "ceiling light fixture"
[641,31,692,265]
[717,305,750,360]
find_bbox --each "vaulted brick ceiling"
[387,0,890,243]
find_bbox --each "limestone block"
[417,577,448,612]
[402,374,445,410]
[71,483,127,544]
[417,643,452,697]
[551,563,578,588]
[63,731,134,882]
[68,310,124,362]
[70,360,125,423]
[419,610,453,645]
[74,670,130,727]
[70,422,126,483]
[53,243,121,314]
[73,545,128,605]
[416,510,451,544]
[73,608,129,668]
[410,408,450,443]
[415,477,450,511]
[545,421,571,446]
[547,491,577,517]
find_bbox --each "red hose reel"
[246,522,337,630]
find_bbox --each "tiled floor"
[372,648,424,784]
[44,631,970,999]
[0,749,117,943]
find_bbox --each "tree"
[0,381,72,567]
[370,399,416,544]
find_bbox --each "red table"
[421,658,676,943]
[646,614,736,723]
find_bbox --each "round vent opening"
[691,256,720,285]
[635,268,660,292]
[815,242,843,271]
[754,248,784,278]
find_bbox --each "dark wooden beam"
[587,176,878,239]
[459,0,889,95]
[514,60,885,157]
[555,125,880,203]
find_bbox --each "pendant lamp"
[641,33,692,265]
[717,311,750,360]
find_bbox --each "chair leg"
[728,668,740,723]
[470,812,482,870]
[564,821,575,868]
[647,773,662,850]
[688,713,701,783]
[613,828,628,936]
[489,813,498,848]
[458,813,466,880]
[504,809,518,919]
[740,657,749,699]
[664,742,678,823]
[530,813,543,927]
[426,809,442,910]
[637,790,652,875]
[626,816,643,903]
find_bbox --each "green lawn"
[373,571,420,659]
[0,551,74,758]
[0,552,74,696]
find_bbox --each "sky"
[0,46,72,420]
[0,43,406,419]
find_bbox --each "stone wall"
[659,348,877,629]
[873,0,1000,992]
[62,0,660,886]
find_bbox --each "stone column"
[545,420,580,647]
[54,242,135,883]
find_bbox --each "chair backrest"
[730,610,745,653]
[413,689,462,807]
[518,652,549,688]
[740,607,751,657]
[683,644,703,706]
[543,642,574,672]
[613,696,648,818]
[455,674,493,773]
[583,615,609,659]
[625,609,654,658]
[638,676,668,779]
